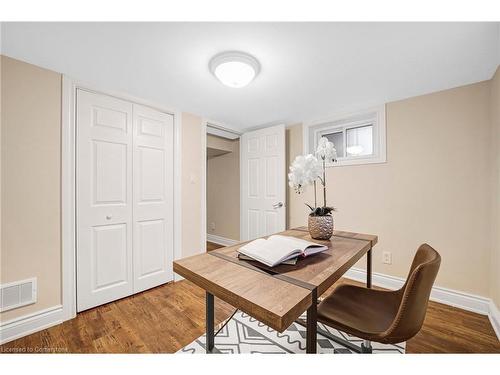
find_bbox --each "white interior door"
[240,124,286,240]
[77,90,174,311]
[77,89,134,311]
[132,104,174,293]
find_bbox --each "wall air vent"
[0,278,37,312]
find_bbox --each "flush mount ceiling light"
[209,51,260,88]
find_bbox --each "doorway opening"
[205,124,241,251]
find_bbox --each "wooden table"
[173,227,377,354]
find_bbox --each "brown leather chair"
[317,243,441,352]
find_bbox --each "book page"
[237,238,302,267]
[268,234,324,252]
[268,235,326,254]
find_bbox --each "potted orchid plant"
[288,137,337,240]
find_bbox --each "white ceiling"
[1,22,499,131]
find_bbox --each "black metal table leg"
[306,289,318,353]
[367,248,372,289]
[206,292,214,353]
[364,248,374,353]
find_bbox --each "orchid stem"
[323,159,326,208]
[313,180,317,208]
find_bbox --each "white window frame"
[303,105,387,167]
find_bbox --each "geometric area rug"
[178,310,405,354]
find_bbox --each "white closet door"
[132,104,174,293]
[76,89,134,311]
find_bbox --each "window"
[304,105,386,166]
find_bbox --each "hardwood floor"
[1,242,498,353]
[0,280,499,353]
[206,241,221,252]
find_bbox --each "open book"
[237,235,328,267]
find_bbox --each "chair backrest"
[383,244,441,342]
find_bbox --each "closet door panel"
[133,104,174,293]
[76,90,134,311]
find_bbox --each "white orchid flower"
[316,137,337,162]
[289,140,337,209]
[287,154,322,194]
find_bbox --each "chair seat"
[317,284,402,342]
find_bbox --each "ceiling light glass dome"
[209,51,260,88]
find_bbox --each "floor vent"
[0,278,37,312]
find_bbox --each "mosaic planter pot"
[308,215,333,240]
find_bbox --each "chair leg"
[361,340,372,354]
[294,318,363,353]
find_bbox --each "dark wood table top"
[173,227,377,332]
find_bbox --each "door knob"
[273,202,284,209]
[106,215,112,220]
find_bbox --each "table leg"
[206,292,214,353]
[367,248,372,289]
[306,289,317,353]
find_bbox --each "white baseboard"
[344,267,499,341]
[345,267,404,291]
[489,300,500,340]
[0,305,64,345]
[206,234,239,247]
[173,274,184,282]
[430,285,491,316]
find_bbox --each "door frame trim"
[61,76,183,320]
[201,119,207,254]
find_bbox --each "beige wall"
[0,56,62,322]
[286,123,304,230]
[207,137,240,240]
[491,66,500,306]
[288,81,493,297]
[181,112,204,257]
